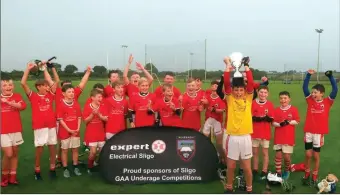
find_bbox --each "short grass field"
[2,80,339,194]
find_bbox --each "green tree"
[93,65,107,75]
[52,63,62,72]
[64,64,78,74]
[144,63,159,74]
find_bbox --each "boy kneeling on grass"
[83,89,108,175]
[57,85,82,178]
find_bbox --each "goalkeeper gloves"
[242,56,250,66]
[280,120,290,127]
[264,115,274,122]
[252,116,262,122]
[325,70,333,77]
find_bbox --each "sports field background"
[2,80,339,194]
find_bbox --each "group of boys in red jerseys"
[1,54,338,190]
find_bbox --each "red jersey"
[181,92,203,131]
[152,97,183,127]
[128,93,156,127]
[83,103,108,144]
[251,99,275,140]
[55,86,82,108]
[104,85,114,98]
[154,85,181,99]
[1,93,27,134]
[28,91,56,130]
[304,96,334,134]
[205,89,212,97]
[125,83,139,97]
[105,96,128,134]
[273,105,300,146]
[205,94,226,123]
[196,88,206,98]
[57,100,82,140]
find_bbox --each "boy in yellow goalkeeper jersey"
[223,56,254,193]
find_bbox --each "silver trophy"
[230,52,243,78]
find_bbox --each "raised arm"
[78,66,92,90]
[136,62,154,85]
[223,57,232,95]
[325,70,338,99]
[217,75,225,100]
[51,66,60,86]
[245,66,254,93]
[303,69,314,97]
[123,54,134,85]
[42,63,57,93]
[21,63,35,95]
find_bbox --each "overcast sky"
[1,0,339,72]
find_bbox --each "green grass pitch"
[2,80,339,194]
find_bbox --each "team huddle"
[0,55,338,194]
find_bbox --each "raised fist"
[325,70,333,77]
[128,54,134,64]
[307,69,316,75]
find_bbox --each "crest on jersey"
[320,104,325,109]
[177,136,196,162]
[287,113,292,119]
[45,98,50,103]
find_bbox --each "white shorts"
[304,132,324,148]
[61,137,80,149]
[252,139,270,149]
[88,141,105,148]
[202,118,223,135]
[273,144,294,154]
[106,133,115,140]
[226,134,252,161]
[1,132,24,148]
[34,128,57,147]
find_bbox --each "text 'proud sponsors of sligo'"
[116,168,201,182]
[99,126,219,184]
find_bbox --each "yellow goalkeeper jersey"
[225,93,253,136]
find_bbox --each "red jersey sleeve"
[293,106,300,123]
[268,102,275,118]
[253,82,260,90]
[325,96,334,107]
[154,86,162,98]
[100,104,109,117]
[128,97,135,111]
[152,99,160,112]
[74,87,83,100]
[76,103,82,119]
[82,104,92,120]
[219,99,226,110]
[56,104,64,121]
[223,72,232,94]
[123,99,128,115]
[16,94,27,111]
[173,98,180,109]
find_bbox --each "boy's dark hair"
[312,84,325,93]
[61,80,72,86]
[162,83,172,92]
[195,77,202,81]
[232,77,245,88]
[131,71,139,76]
[279,91,290,97]
[211,80,219,85]
[90,88,103,97]
[61,84,74,92]
[164,71,175,77]
[93,83,104,90]
[258,85,269,92]
[108,70,119,78]
[35,79,49,90]
[111,80,124,88]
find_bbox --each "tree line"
[1,63,337,82]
